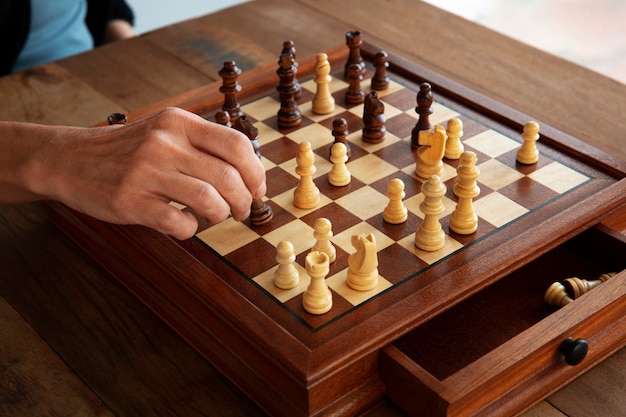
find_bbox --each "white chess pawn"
[312,53,335,115]
[445,117,464,160]
[302,251,332,314]
[293,141,320,209]
[328,142,351,186]
[516,121,540,164]
[273,241,299,289]
[311,218,336,263]
[383,178,408,224]
[415,175,446,251]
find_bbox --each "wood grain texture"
[1,1,625,416]
[297,0,626,163]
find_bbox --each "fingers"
[172,109,267,200]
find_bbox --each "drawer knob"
[559,337,588,366]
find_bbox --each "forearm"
[0,121,77,203]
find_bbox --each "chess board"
[45,40,626,417]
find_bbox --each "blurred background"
[126,0,625,84]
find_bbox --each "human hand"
[3,108,266,239]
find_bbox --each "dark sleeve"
[85,0,135,46]
[0,0,31,76]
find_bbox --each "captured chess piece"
[450,151,480,235]
[311,217,336,263]
[328,142,351,187]
[219,60,244,121]
[303,251,332,315]
[544,272,616,307]
[383,178,408,224]
[294,141,321,209]
[445,117,464,160]
[516,121,540,164]
[273,241,299,289]
[415,175,446,251]
[312,53,335,115]
[362,91,386,143]
[544,281,573,307]
[371,50,390,91]
[410,82,434,148]
[347,233,379,291]
[415,124,447,179]
[563,272,616,299]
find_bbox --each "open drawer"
[380,223,626,417]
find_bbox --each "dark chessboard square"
[283,289,354,329]
[498,176,560,210]
[366,211,421,242]
[459,143,496,166]
[372,138,416,169]
[261,136,301,165]
[300,202,362,235]
[384,112,419,140]
[265,166,299,198]
[455,115,489,140]
[314,174,367,201]
[495,148,552,174]
[380,86,417,111]
[225,237,278,278]
[295,244,350,279]
[296,88,315,104]
[444,214,497,246]
[260,112,316,135]
[378,243,429,285]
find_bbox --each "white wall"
[125,0,249,34]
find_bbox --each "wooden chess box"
[44,42,626,417]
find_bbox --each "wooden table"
[1,1,625,416]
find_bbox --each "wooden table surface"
[1,1,624,416]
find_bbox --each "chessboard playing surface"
[173,56,595,331]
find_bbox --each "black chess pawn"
[345,63,365,105]
[331,117,351,159]
[410,82,434,148]
[371,50,390,91]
